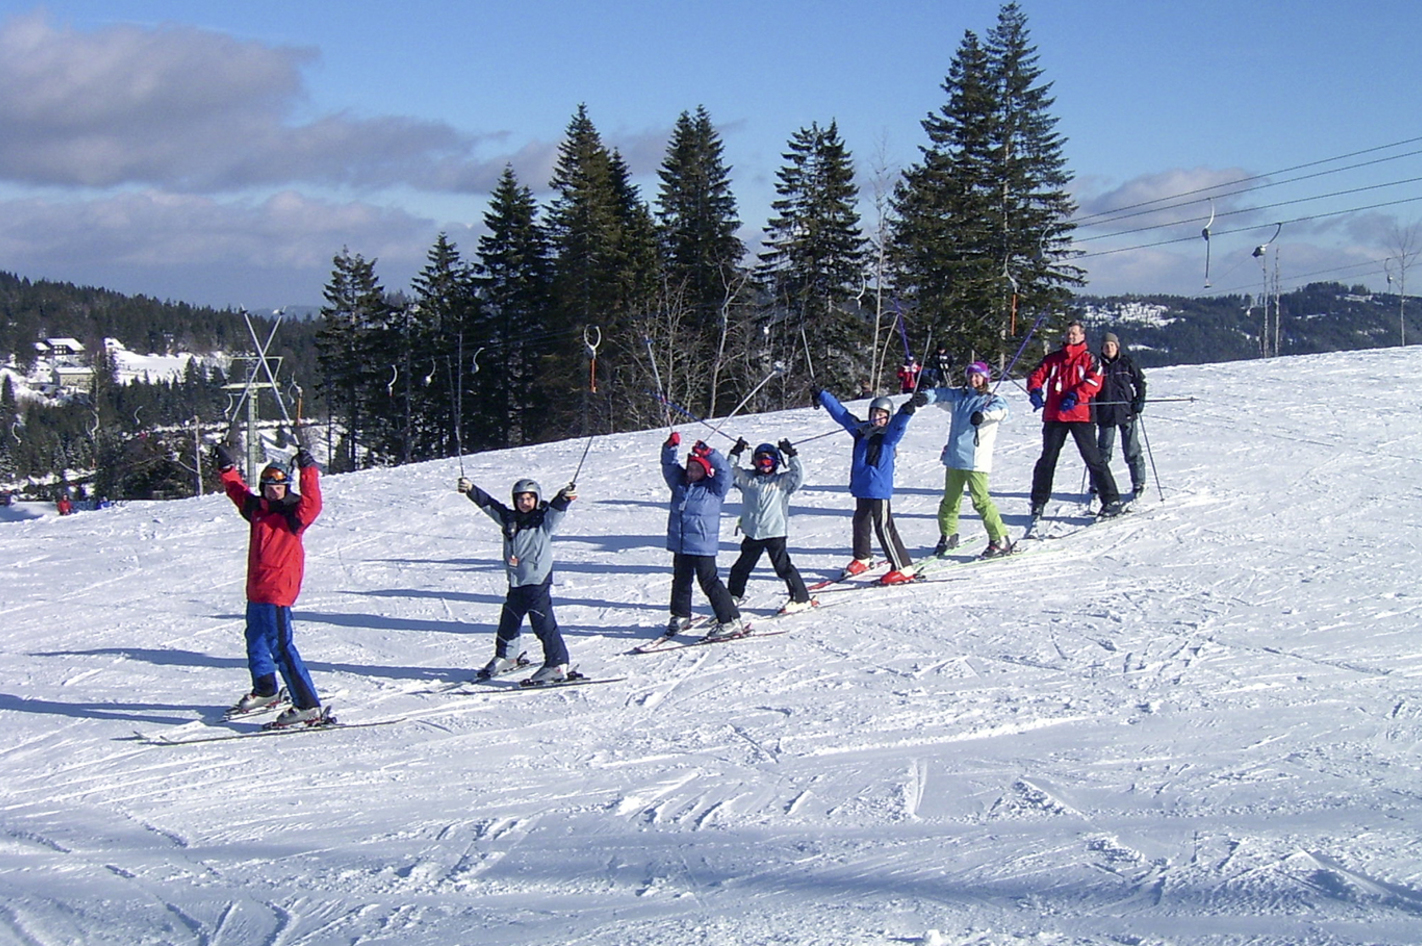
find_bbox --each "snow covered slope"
[2,348,1420,946]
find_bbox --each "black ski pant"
[670,552,739,624]
[728,536,810,603]
[852,497,912,571]
[494,576,569,667]
[1031,420,1119,508]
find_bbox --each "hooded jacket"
[731,453,804,540]
[922,385,1009,473]
[1027,341,1103,423]
[465,484,570,587]
[818,390,911,500]
[222,463,322,606]
[1093,348,1147,428]
[662,443,731,556]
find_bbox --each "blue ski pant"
[494,577,569,667]
[245,602,320,709]
[1097,420,1146,492]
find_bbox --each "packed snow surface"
[2,348,1421,946]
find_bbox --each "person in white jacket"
[921,361,1012,559]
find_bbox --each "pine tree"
[891,2,1080,367]
[475,167,552,448]
[758,120,867,400]
[411,234,480,459]
[315,248,390,470]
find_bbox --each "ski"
[630,626,788,654]
[134,709,401,746]
[448,670,625,694]
[806,559,889,592]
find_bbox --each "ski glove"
[665,431,681,448]
[777,438,797,458]
[1132,397,1146,415]
[970,410,984,427]
[1029,389,1045,411]
[692,440,712,458]
[456,477,473,493]
[212,444,236,471]
[293,447,316,469]
[1060,392,1078,412]
[730,437,749,458]
[909,391,929,409]
[812,388,825,409]
[899,401,917,416]
[554,483,576,504]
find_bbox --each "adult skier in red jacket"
[1026,322,1124,522]
[217,445,325,727]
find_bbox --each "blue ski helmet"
[752,443,782,473]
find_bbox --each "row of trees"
[316,2,1079,470]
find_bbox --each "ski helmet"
[511,478,541,503]
[752,443,781,473]
[259,464,290,488]
[966,361,992,381]
[869,396,894,418]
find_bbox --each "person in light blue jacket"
[727,439,812,613]
[817,389,920,584]
[921,361,1012,559]
[457,475,574,683]
[661,433,742,638]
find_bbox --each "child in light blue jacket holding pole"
[920,361,1012,559]
[727,438,812,613]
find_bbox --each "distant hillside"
[1075,282,1418,368]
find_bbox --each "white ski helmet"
[511,478,541,502]
[869,396,894,417]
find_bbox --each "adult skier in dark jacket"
[457,475,575,684]
[217,446,325,727]
[1093,332,1148,499]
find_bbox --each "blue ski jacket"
[662,443,731,556]
[818,390,912,500]
[922,385,1009,473]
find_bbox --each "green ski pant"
[938,468,1007,542]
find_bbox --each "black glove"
[730,437,749,458]
[1132,398,1146,415]
[970,410,984,427]
[212,444,236,471]
[909,391,929,409]
[293,447,316,469]
[777,438,797,458]
[899,399,918,416]
[812,388,825,409]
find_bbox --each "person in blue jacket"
[817,390,922,585]
[661,432,743,639]
[921,361,1013,559]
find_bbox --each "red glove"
[665,431,681,448]
[692,440,711,457]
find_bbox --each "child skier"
[216,445,325,728]
[661,432,743,639]
[921,361,1013,559]
[456,475,575,685]
[817,390,922,584]
[727,438,812,613]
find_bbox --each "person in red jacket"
[216,445,325,727]
[1026,322,1124,522]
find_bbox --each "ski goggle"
[753,453,777,472]
[259,467,290,487]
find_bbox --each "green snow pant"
[938,468,1007,542]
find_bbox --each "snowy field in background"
[2,348,1421,946]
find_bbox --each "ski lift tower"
[222,310,292,485]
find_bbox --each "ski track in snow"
[3,349,1422,944]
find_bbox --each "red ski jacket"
[1027,341,1102,423]
[221,464,322,606]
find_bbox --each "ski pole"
[993,311,1048,394]
[703,361,785,443]
[1090,397,1199,406]
[643,391,738,443]
[644,336,672,432]
[1138,413,1164,502]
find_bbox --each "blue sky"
[0,1,1417,311]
